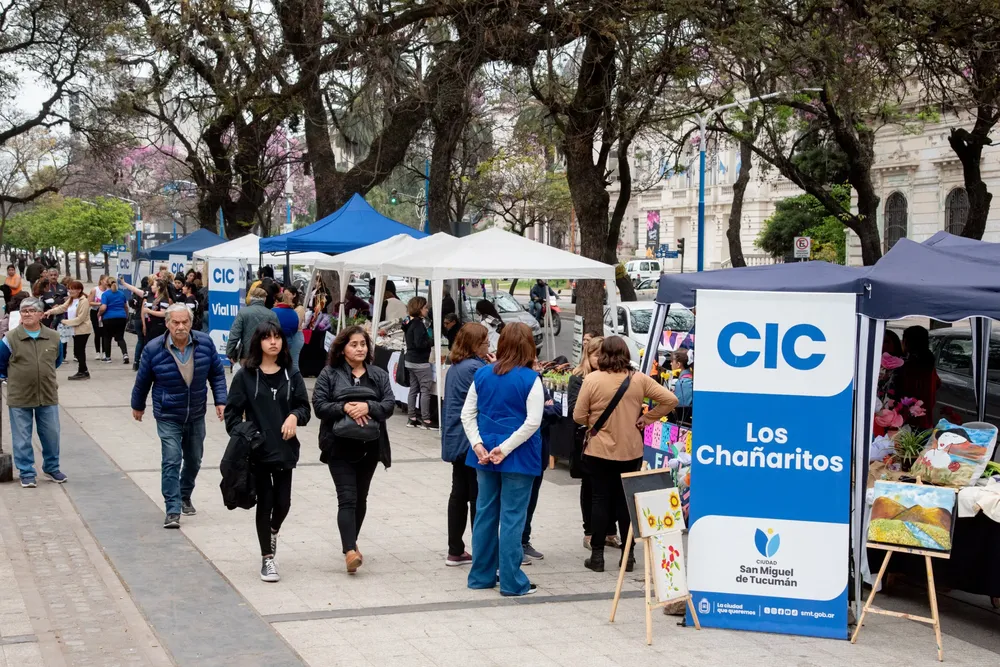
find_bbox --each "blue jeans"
[8,406,61,479]
[529,301,542,319]
[288,330,304,374]
[156,419,206,515]
[468,469,534,596]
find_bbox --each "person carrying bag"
[573,336,678,573]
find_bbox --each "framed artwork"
[650,532,688,603]
[634,487,685,537]
[910,420,998,487]
[868,481,957,554]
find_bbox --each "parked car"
[624,259,663,285]
[634,277,660,300]
[928,328,1000,459]
[396,288,544,353]
[603,301,694,364]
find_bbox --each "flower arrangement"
[880,426,932,472]
[875,396,926,431]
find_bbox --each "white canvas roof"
[312,234,426,272]
[193,234,328,265]
[379,227,614,281]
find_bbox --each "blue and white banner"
[115,255,132,285]
[687,290,856,639]
[168,254,187,277]
[208,258,246,366]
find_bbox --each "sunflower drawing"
[670,493,680,509]
[663,514,674,529]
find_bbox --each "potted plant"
[890,426,932,472]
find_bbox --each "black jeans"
[90,310,102,352]
[72,334,89,374]
[521,473,543,545]
[327,442,380,553]
[585,454,642,554]
[581,475,618,538]
[102,318,128,359]
[447,460,478,556]
[254,465,293,556]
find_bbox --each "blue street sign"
[117,244,128,253]
[101,244,116,253]
[656,245,680,259]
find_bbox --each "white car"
[634,277,660,300]
[603,301,694,364]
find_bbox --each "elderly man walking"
[131,304,227,528]
[0,297,68,487]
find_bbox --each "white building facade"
[611,109,1000,270]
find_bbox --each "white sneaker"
[260,556,280,582]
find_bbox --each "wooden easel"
[609,467,701,645]
[851,479,949,662]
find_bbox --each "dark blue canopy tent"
[922,230,1000,263]
[259,193,427,254]
[137,228,227,260]
[654,260,868,309]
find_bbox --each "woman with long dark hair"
[403,296,434,429]
[893,325,940,429]
[461,322,543,596]
[441,322,491,566]
[574,336,677,572]
[44,280,92,380]
[312,325,395,573]
[224,321,311,583]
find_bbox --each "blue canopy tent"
[259,193,427,254]
[137,228,227,260]
[922,230,1000,263]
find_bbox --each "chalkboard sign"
[621,467,674,535]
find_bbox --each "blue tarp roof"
[860,238,1000,322]
[922,230,1000,263]
[259,193,427,254]
[138,228,227,260]
[654,260,867,308]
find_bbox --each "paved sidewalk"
[1,355,999,665]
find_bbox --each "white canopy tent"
[193,233,328,267]
[377,227,618,419]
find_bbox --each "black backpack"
[219,422,263,510]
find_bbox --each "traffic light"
[677,238,686,253]
[389,189,399,205]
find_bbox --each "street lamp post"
[693,88,822,272]
[107,195,141,259]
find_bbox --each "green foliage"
[756,185,850,264]
[4,195,132,253]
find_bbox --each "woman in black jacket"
[224,321,311,583]
[402,296,434,429]
[312,324,395,574]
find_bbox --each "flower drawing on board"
[663,514,674,529]
[670,494,680,509]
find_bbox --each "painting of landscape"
[868,481,958,553]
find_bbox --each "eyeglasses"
[19,309,40,315]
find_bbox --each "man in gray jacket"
[226,287,279,363]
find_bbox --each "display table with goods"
[864,420,1000,603]
[539,364,575,465]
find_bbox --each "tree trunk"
[726,132,754,268]
[508,278,518,295]
[301,77,342,220]
[948,118,994,240]
[428,73,471,234]
[609,143,638,302]
[64,251,70,276]
[85,252,92,282]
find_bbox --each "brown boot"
[345,550,362,573]
[356,546,363,565]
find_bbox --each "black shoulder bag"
[583,373,632,453]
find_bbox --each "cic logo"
[717,321,826,371]
[755,528,781,558]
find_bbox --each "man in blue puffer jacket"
[131,304,227,529]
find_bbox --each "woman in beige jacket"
[573,335,677,572]
[44,280,92,380]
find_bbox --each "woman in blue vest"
[440,322,491,567]
[461,322,543,596]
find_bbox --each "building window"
[945,187,969,235]
[884,192,908,251]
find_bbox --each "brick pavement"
[0,354,998,665]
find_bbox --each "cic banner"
[208,258,246,366]
[687,290,856,639]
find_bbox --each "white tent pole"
[640,304,668,375]
[338,269,349,333]
[432,279,444,428]
[372,275,387,346]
